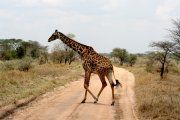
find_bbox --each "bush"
[39,54,48,65]
[0,60,17,70]
[18,57,33,71]
[127,54,137,66]
[145,60,155,73]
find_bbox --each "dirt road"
[6,67,136,120]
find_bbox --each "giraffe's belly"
[91,66,112,75]
[83,60,113,75]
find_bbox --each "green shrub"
[127,54,137,66]
[18,57,33,71]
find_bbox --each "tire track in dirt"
[114,67,137,120]
[5,67,136,120]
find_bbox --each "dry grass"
[0,61,83,107]
[126,65,180,120]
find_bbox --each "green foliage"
[127,54,137,66]
[18,57,33,71]
[67,49,77,65]
[111,48,128,65]
[150,41,175,78]
[169,19,180,59]
[16,46,25,58]
[0,39,47,60]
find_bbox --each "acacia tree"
[169,19,180,62]
[150,41,174,78]
[111,48,128,65]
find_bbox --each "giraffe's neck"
[57,32,94,58]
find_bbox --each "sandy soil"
[5,67,137,120]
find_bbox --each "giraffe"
[48,30,122,105]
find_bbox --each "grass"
[0,61,83,107]
[123,62,180,120]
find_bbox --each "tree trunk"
[59,59,62,64]
[69,59,72,65]
[65,58,68,64]
[120,58,123,66]
[130,63,133,67]
[160,62,165,79]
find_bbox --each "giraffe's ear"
[55,29,58,33]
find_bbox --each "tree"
[169,19,180,62]
[16,46,25,58]
[0,39,47,60]
[127,54,137,66]
[111,48,128,65]
[0,39,23,60]
[150,41,174,78]
[51,43,65,63]
[67,50,77,65]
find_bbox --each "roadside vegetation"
[0,34,83,108]
[125,57,180,120]
[112,19,180,120]
[0,59,83,108]
[0,18,179,120]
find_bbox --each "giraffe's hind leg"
[106,72,115,106]
[81,71,97,103]
[94,74,107,103]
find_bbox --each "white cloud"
[156,0,180,19]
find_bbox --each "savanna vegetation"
[117,19,180,120]
[0,34,83,108]
[0,18,179,120]
[125,57,180,120]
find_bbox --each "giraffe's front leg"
[84,82,98,102]
[81,90,87,103]
[81,71,97,103]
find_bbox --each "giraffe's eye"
[52,35,57,39]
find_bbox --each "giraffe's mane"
[59,31,95,52]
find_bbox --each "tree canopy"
[0,39,47,60]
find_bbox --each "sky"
[0,0,180,53]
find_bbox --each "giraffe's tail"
[113,70,122,88]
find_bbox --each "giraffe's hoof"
[94,98,98,103]
[111,101,115,106]
[81,99,86,103]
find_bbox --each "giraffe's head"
[48,30,59,42]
